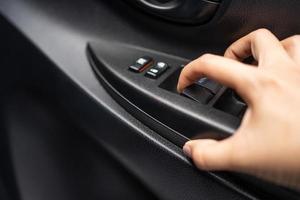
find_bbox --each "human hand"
[177,29,300,190]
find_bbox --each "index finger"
[177,54,258,104]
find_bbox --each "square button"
[182,84,214,104]
[145,62,169,79]
[196,77,222,94]
[128,56,153,73]
[136,58,148,65]
[156,62,168,68]
[181,64,222,94]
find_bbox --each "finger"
[177,54,258,104]
[183,138,235,171]
[224,29,289,65]
[281,35,300,65]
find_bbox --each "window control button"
[182,84,214,104]
[129,56,153,73]
[156,62,168,69]
[145,62,169,79]
[196,78,222,94]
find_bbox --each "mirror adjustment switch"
[196,78,222,94]
[145,62,169,79]
[182,84,214,104]
[129,56,153,73]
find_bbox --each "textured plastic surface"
[1,0,300,199]
[0,6,256,200]
[87,41,240,146]
[126,0,220,24]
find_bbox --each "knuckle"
[199,53,214,63]
[257,73,279,89]
[224,47,234,58]
[251,28,272,40]
[236,71,263,104]
[253,28,272,37]
[287,35,300,49]
[197,54,214,69]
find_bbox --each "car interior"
[0,0,300,199]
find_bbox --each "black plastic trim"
[86,40,242,146]
[126,0,220,24]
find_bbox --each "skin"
[177,29,300,190]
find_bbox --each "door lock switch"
[129,56,153,73]
[145,62,169,79]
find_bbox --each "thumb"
[183,138,235,171]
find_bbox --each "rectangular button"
[128,56,153,73]
[196,78,222,94]
[182,84,214,104]
[145,62,169,79]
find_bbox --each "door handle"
[126,0,221,24]
[137,0,182,10]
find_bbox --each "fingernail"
[183,144,192,158]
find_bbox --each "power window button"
[196,78,222,94]
[128,56,153,73]
[182,85,214,104]
[145,62,169,79]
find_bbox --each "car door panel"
[0,0,300,199]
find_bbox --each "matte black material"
[1,0,300,199]
[215,90,247,117]
[3,92,159,200]
[87,41,240,145]
[196,78,222,95]
[182,85,214,104]
[0,16,264,200]
[126,0,220,24]
[0,6,257,200]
